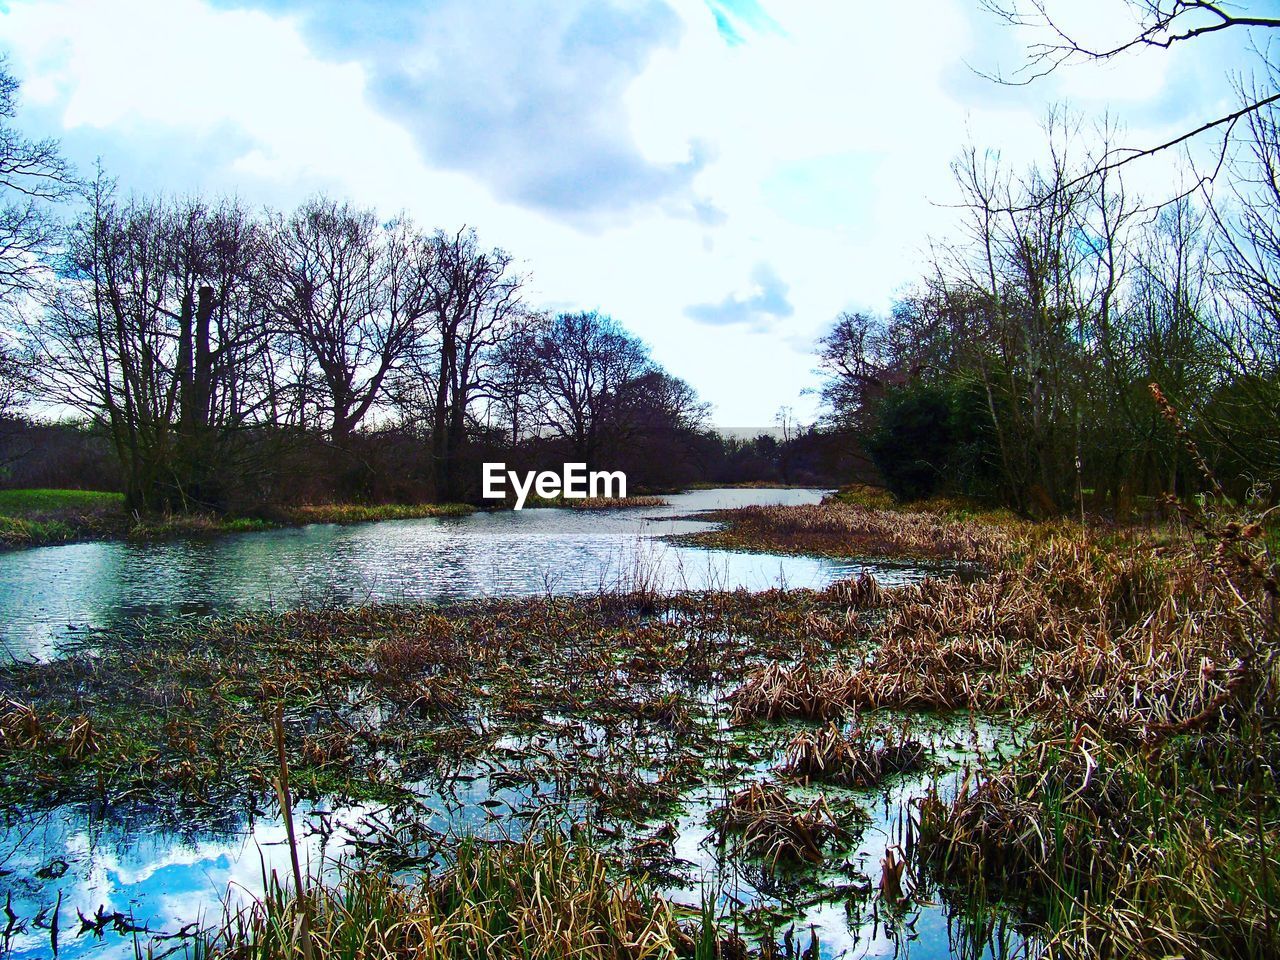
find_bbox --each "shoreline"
[0,489,698,551]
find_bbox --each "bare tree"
[264,198,425,445]
[1201,85,1280,487]
[1214,83,1280,362]
[1,61,76,432]
[0,343,21,421]
[482,311,547,446]
[982,1,1280,182]
[534,311,652,466]
[33,182,271,510]
[814,311,895,432]
[938,117,1095,511]
[411,228,522,502]
[0,60,76,310]
[605,367,709,454]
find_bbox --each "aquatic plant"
[203,830,708,960]
[713,781,847,866]
[727,663,851,723]
[780,721,926,788]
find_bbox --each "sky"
[0,0,1265,426]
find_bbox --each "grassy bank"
[286,502,474,524]
[0,488,476,549]
[0,488,127,547]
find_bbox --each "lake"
[0,488,926,662]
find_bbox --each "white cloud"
[0,0,1259,424]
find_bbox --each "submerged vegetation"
[1,478,1275,958]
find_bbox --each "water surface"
[0,487,1009,960]
[0,488,924,660]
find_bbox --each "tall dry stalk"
[271,704,313,960]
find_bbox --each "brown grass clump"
[727,662,848,722]
[836,573,1046,713]
[300,732,353,768]
[370,614,456,681]
[811,527,1271,742]
[917,734,1142,895]
[1,701,105,762]
[913,728,1280,958]
[714,781,847,866]
[0,699,43,750]
[821,572,887,608]
[64,715,105,761]
[780,721,926,788]
[906,460,1280,958]
[674,501,1024,563]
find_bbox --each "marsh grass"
[0,587,868,809]
[0,487,285,546]
[693,480,1280,957]
[917,731,1280,958]
[6,476,1279,958]
[520,495,670,510]
[780,721,926,789]
[668,500,1032,563]
[202,830,705,960]
[712,781,848,867]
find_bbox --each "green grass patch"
[0,488,126,547]
[0,492,477,548]
[288,502,475,524]
[201,829,713,960]
[0,488,123,515]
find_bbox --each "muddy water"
[0,488,928,661]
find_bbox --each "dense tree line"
[817,98,1280,515]
[11,179,714,509]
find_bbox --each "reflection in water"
[0,488,995,959]
[0,489,926,661]
[0,721,1027,960]
[0,799,370,959]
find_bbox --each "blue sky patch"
[702,0,784,45]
